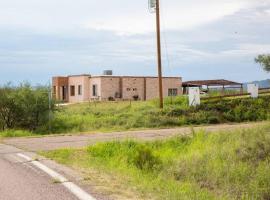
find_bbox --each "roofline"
[182,79,243,86]
[54,75,182,79]
[90,75,181,79]
[68,74,91,77]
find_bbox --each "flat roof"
[54,75,181,79]
[182,79,242,87]
[90,75,181,79]
[68,74,91,77]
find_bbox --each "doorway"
[61,86,67,101]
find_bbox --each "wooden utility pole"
[155,0,164,109]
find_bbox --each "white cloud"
[0,0,262,35]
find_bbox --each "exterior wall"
[145,77,182,100]
[53,75,182,103]
[68,76,90,103]
[100,77,121,100]
[89,77,102,100]
[52,77,69,102]
[122,77,145,100]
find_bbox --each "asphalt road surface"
[0,144,97,200]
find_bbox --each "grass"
[48,96,189,134]
[1,95,270,137]
[0,129,34,138]
[42,125,270,200]
[47,95,270,134]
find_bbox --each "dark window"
[168,88,178,96]
[92,85,98,96]
[127,88,131,91]
[78,85,82,95]
[133,88,137,91]
[70,85,75,96]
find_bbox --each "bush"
[132,145,162,171]
[0,83,54,131]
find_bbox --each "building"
[182,79,243,94]
[52,74,182,103]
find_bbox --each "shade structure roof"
[182,79,243,87]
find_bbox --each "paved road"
[0,144,100,200]
[3,122,266,151]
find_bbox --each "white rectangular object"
[189,87,200,106]
[247,84,259,98]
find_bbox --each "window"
[133,88,137,91]
[78,85,82,95]
[168,88,178,96]
[127,88,131,91]
[70,85,75,96]
[92,84,98,97]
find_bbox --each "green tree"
[255,54,270,72]
[0,84,18,130]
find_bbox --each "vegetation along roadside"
[1,82,270,137]
[42,125,270,200]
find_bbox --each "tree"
[0,85,18,130]
[255,54,270,72]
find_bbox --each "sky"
[0,0,270,85]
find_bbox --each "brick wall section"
[145,77,182,100]
[52,77,68,101]
[89,77,102,100]
[122,77,145,100]
[100,77,121,100]
[68,76,90,103]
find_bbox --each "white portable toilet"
[189,87,200,106]
[247,84,259,98]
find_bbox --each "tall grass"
[2,95,270,136]
[0,130,33,138]
[43,125,270,199]
[48,96,189,133]
[47,96,270,134]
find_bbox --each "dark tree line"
[0,83,54,131]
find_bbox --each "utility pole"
[149,0,164,109]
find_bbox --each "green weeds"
[2,95,270,136]
[43,125,270,199]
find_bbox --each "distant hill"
[243,79,270,89]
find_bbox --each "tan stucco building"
[52,74,182,103]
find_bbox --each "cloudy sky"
[0,0,270,84]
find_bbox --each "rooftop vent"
[103,70,113,76]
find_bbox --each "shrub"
[132,145,162,171]
[0,83,54,131]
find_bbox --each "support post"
[240,84,243,94]
[222,85,225,96]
